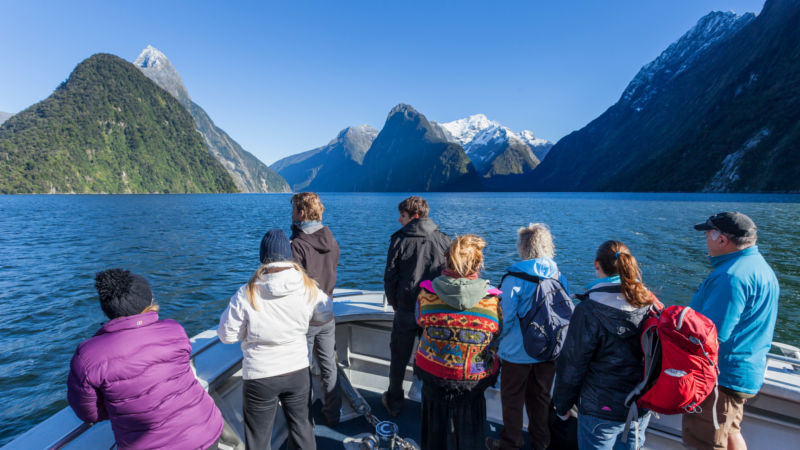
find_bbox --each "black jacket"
[291,225,340,298]
[383,218,450,312]
[552,285,650,422]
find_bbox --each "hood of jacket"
[398,217,440,238]
[582,282,649,339]
[291,224,336,254]
[508,257,560,278]
[431,275,489,310]
[258,262,305,297]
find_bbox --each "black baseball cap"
[694,212,757,237]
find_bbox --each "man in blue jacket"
[683,212,779,450]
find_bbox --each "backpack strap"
[573,284,622,301]
[500,271,541,287]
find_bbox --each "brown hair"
[245,263,319,310]
[595,240,653,308]
[445,234,486,277]
[398,196,429,218]
[291,192,324,221]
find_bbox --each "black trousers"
[498,359,557,450]
[421,382,487,450]
[243,368,316,450]
[387,309,419,403]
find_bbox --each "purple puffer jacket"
[67,311,223,449]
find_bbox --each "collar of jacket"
[431,275,489,310]
[585,274,620,290]
[709,245,759,268]
[292,220,323,234]
[400,217,439,237]
[99,310,158,334]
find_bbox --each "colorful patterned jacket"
[414,276,503,391]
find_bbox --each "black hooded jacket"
[290,225,340,298]
[383,218,451,312]
[552,286,650,422]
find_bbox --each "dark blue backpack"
[501,271,574,361]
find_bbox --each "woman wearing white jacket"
[218,229,333,450]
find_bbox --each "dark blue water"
[1,192,799,445]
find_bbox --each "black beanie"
[259,229,293,264]
[95,268,153,319]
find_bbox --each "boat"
[5,289,800,449]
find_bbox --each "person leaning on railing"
[67,269,224,450]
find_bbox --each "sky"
[0,0,766,166]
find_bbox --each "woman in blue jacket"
[489,223,570,450]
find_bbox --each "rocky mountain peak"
[621,11,755,111]
[134,45,191,105]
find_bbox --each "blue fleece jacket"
[497,258,571,364]
[689,246,779,394]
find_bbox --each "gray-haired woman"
[488,223,571,450]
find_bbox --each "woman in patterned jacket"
[414,234,503,450]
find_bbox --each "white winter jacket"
[217,262,333,379]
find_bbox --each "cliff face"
[135,46,289,192]
[529,4,800,192]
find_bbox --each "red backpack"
[623,305,720,445]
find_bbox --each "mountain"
[439,114,553,178]
[0,112,12,126]
[358,104,480,191]
[134,46,289,193]
[271,125,378,191]
[0,54,237,194]
[529,1,800,192]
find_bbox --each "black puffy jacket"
[383,218,450,312]
[552,284,651,422]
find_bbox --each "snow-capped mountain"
[438,114,553,176]
[134,46,289,192]
[134,45,191,105]
[621,11,755,112]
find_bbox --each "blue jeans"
[577,412,651,450]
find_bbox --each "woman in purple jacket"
[67,269,223,449]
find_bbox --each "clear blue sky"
[0,0,765,165]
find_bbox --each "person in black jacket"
[290,192,342,426]
[553,240,657,450]
[382,196,450,417]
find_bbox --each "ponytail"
[595,240,653,308]
[246,262,319,310]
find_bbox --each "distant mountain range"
[0,112,12,126]
[528,0,800,192]
[271,125,378,191]
[0,54,237,194]
[274,109,551,191]
[134,46,289,193]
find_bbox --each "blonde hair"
[445,234,486,277]
[517,223,555,260]
[245,262,319,310]
[291,192,324,221]
[595,240,653,308]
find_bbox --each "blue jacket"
[690,246,779,394]
[497,258,571,364]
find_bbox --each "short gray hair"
[728,232,757,249]
[517,223,555,260]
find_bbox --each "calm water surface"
[1,192,799,444]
